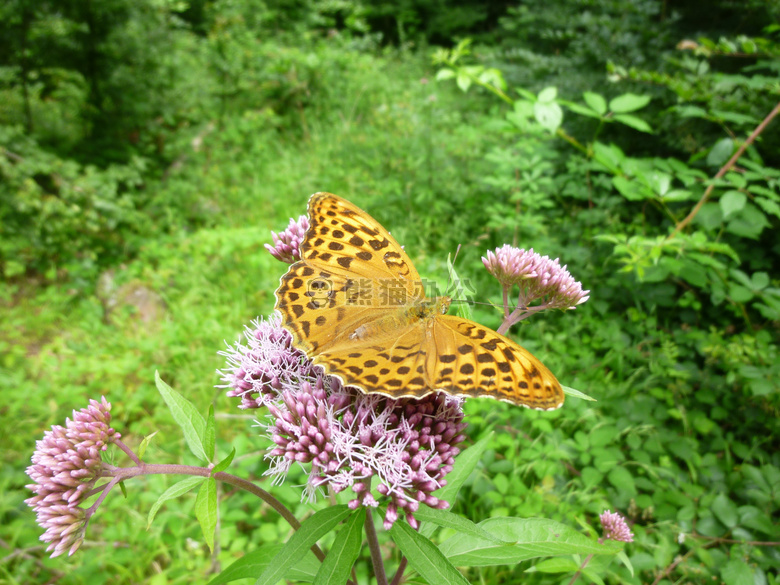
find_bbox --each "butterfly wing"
[275,193,424,356]
[431,316,564,410]
[309,323,434,398]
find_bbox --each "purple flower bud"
[265,215,310,263]
[600,510,634,543]
[25,398,118,558]
[482,245,589,311]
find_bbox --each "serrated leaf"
[609,93,651,113]
[196,477,218,551]
[208,545,319,585]
[147,476,205,528]
[313,511,364,585]
[155,371,208,461]
[439,518,621,566]
[390,520,470,585]
[436,68,456,81]
[205,405,216,462]
[613,114,653,133]
[213,447,236,474]
[583,92,607,115]
[255,506,352,585]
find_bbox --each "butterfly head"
[411,295,451,319]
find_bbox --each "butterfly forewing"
[304,193,422,290]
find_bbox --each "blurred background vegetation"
[1,0,778,583]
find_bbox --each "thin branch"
[669,100,780,238]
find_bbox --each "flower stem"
[390,556,408,585]
[99,460,325,561]
[364,509,388,585]
[567,552,594,585]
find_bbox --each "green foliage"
[435,26,780,585]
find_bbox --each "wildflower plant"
[24,204,633,584]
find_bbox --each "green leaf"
[560,100,602,119]
[196,477,218,551]
[205,404,216,461]
[421,434,492,538]
[213,447,236,474]
[707,138,734,167]
[609,93,651,113]
[720,190,747,218]
[721,559,754,585]
[433,434,491,505]
[617,550,634,576]
[607,467,637,496]
[537,86,558,103]
[155,371,208,461]
[313,511,364,585]
[447,252,473,321]
[147,476,205,528]
[414,508,511,544]
[712,493,739,528]
[738,505,777,535]
[613,114,653,133]
[613,176,652,201]
[439,518,622,566]
[527,557,580,573]
[456,72,472,92]
[583,92,607,115]
[726,202,770,239]
[534,101,563,133]
[581,467,604,488]
[390,520,470,585]
[436,68,456,81]
[255,506,352,585]
[208,545,319,585]
[563,385,597,401]
[137,430,158,460]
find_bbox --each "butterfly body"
[274,193,564,410]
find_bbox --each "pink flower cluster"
[600,509,634,543]
[482,245,589,311]
[219,315,467,529]
[25,398,119,557]
[264,215,310,264]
